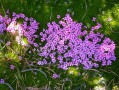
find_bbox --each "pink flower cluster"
[0,11,116,70]
[0,12,39,46]
[38,14,116,70]
[0,15,6,33]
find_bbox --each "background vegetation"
[0,0,119,90]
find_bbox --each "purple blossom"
[19,56,22,60]
[0,79,4,83]
[10,64,15,70]
[37,59,47,65]
[52,74,60,79]
[6,9,9,14]
[33,43,39,47]
[94,38,116,66]
[0,15,6,33]
[6,12,39,45]
[6,41,11,46]
[57,15,61,19]
[91,23,101,31]
[38,14,116,70]
[92,17,96,21]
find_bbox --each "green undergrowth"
[0,0,119,90]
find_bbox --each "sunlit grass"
[0,33,28,62]
[112,85,119,90]
[93,77,106,85]
[68,67,79,76]
[94,85,106,90]
[98,4,119,35]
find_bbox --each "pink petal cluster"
[38,14,116,70]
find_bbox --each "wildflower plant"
[38,14,116,70]
[0,11,40,89]
[0,15,6,33]
[0,11,39,62]
[0,10,117,90]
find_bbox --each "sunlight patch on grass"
[112,85,119,90]
[15,36,28,46]
[88,75,106,87]
[93,77,106,85]
[99,4,119,35]
[100,4,119,21]
[5,52,20,62]
[100,10,115,26]
[68,67,79,76]
[94,85,106,90]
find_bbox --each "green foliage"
[0,0,119,90]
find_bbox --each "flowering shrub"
[38,14,116,70]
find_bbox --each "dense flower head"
[38,14,116,70]
[6,12,39,45]
[94,38,116,66]
[0,15,6,33]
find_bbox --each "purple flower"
[0,79,4,83]
[57,15,61,19]
[33,43,39,47]
[6,41,11,46]
[6,12,39,45]
[52,74,60,79]
[0,15,6,33]
[6,9,9,14]
[37,59,47,65]
[10,64,15,70]
[91,23,101,31]
[19,56,22,60]
[92,17,96,21]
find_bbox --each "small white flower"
[107,17,112,21]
